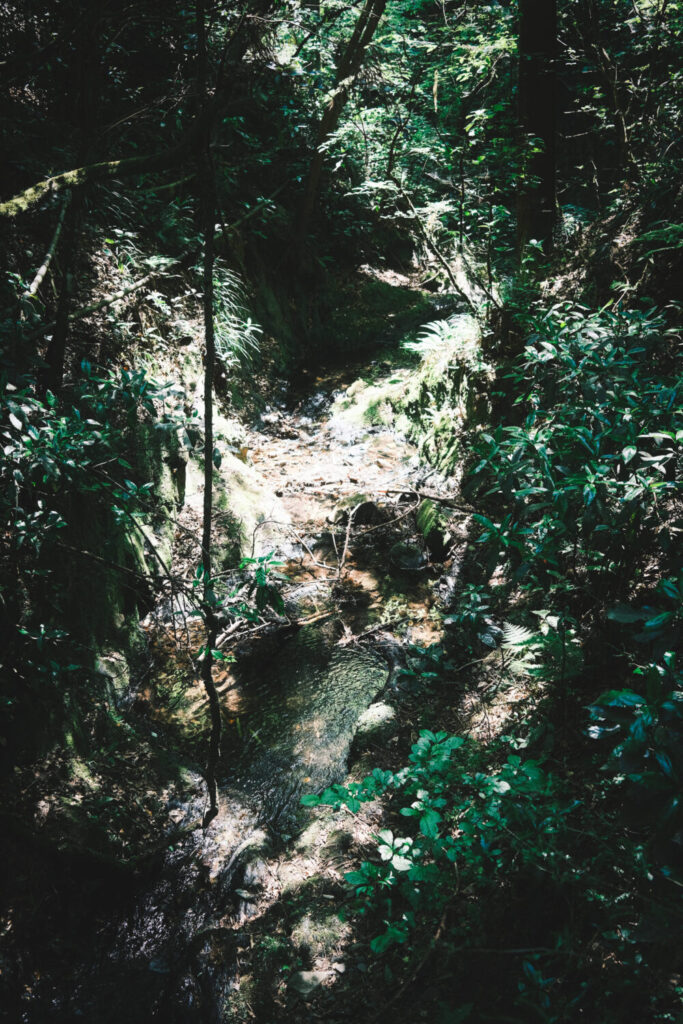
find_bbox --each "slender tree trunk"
[197,0,221,829]
[516,0,557,259]
[43,199,80,391]
[43,0,99,390]
[298,0,387,240]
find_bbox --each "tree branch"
[0,123,203,219]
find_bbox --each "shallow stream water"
[30,356,448,1022]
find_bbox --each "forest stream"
[4,1,682,1018]
[39,351,460,1023]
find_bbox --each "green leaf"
[596,689,646,708]
[300,793,320,806]
[644,612,673,630]
[607,605,648,623]
[419,808,442,838]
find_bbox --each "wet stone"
[288,969,332,998]
[354,701,397,747]
[331,496,383,526]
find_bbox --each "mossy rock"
[389,540,427,570]
[186,450,292,564]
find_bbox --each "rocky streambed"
[5,347,473,1023]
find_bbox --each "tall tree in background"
[298,0,388,240]
[196,0,220,828]
[516,0,558,258]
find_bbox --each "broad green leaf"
[391,854,413,871]
[419,808,442,838]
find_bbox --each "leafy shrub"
[303,730,559,953]
[1,363,176,753]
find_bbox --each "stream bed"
[8,353,463,1023]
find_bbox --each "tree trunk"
[516,0,557,259]
[297,0,387,240]
[197,0,221,829]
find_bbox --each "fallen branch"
[379,487,474,513]
[293,609,335,627]
[22,192,72,301]
[0,121,204,219]
[338,616,408,645]
[337,502,361,579]
[357,500,420,535]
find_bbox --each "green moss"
[290,910,349,959]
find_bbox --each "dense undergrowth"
[2,0,683,1020]
[302,299,683,1022]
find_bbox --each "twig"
[293,609,335,627]
[387,174,479,315]
[337,503,360,579]
[338,617,408,645]
[28,270,160,338]
[357,500,420,535]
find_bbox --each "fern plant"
[501,621,541,676]
[212,264,262,371]
[416,498,438,539]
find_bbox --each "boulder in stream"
[353,701,397,748]
[331,494,383,526]
[288,969,332,999]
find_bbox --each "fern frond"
[417,499,438,538]
[502,622,536,648]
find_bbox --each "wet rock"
[259,409,281,427]
[331,495,383,526]
[95,650,130,705]
[288,970,331,998]
[354,702,397,748]
[389,540,427,570]
[242,856,269,890]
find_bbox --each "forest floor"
[2,332,516,1023]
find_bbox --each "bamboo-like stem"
[197,0,220,830]
[22,192,72,302]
